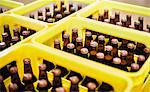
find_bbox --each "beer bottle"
[54,39,61,50]
[11,36,20,45]
[37,79,51,92]
[54,8,61,17]
[121,18,127,27]
[2,32,11,47]
[126,43,135,66]
[45,7,50,13]
[53,3,57,9]
[84,31,93,49]
[110,16,116,24]
[69,76,80,92]
[67,43,75,54]
[0,8,3,13]
[70,7,76,14]
[56,87,66,92]
[38,64,52,89]
[96,52,104,64]
[112,57,122,69]
[23,73,35,92]
[98,14,104,22]
[0,42,6,51]
[72,28,78,45]
[3,24,11,40]
[0,75,7,92]
[115,12,120,22]
[23,58,37,82]
[130,63,140,72]
[97,35,105,52]
[8,82,18,92]
[22,30,30,39]
[51,69,62,91]
[69,3,73,11]
[135,43,146,55]
[38,10,43,16]
[43,59,55,71]
[38,16,44,21]
[8,66,24,91]
[55,14,63,22]
[80,48,89,58]
[77,4,82,10]
[120,50,128,71]
[111,39,119,57]
[104,45,113,65]
[76,37,83,55]
[137,55,145,68]
[86,82,97,92]
[143,48,150,59]
[103,9,109,19]
[134,21,140,30]
[63,33,70,51]
[138,17,144,30]
[61,5,67,13]
[56,65,69,77]
[89,41,98,61]
[126,15,131,26]
[13,27,21,41]
[98,82,114,92]
[28,29,36,35]
[67,71,83,81]
[29,13,35,19]
[119,39,129,50]
[20,26,27,36]
[45,12,52,22]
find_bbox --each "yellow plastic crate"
[11,0,37,5]
[0,14,47,54]
[9,0,97,26]
[0,0,23,14]
[32,17,150,91]
[78,0,150,32]
[0,43,133,92]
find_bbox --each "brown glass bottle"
[38,64,52,89]
[29,13,35,19]
[103,9,109,19]
[3,24,12,40]
[11,36,20,45]
[22,30,30,39]
[126,15,131,26]
[143,48,150,59]
[37,79,51,92]
[126,43,135,66]
[84,31,93,49]
[20,26,27,36]
[112,57,122,69]
[96,52,104,64]
[138,17,144,30]
[0,75,7,92]
[104,45,113,65]
[0,42,6,51]
[98,82,114,92]
[80,48,89,58]
[98,14,104,22]
[72,28,78,45]
[134,21,140,30]
[120,50,128,71]
[23,58,37,83]
[119,39,129,50]
[89,41,98,61]
[130,63,140,72]
[98,35,105,52]
[2,32,11,47]
[137,55,145,68]
[8,66,24,91]
[69,76,80,92]
[63,33,70,51]
[45,12,52,22]
[110,16,116,24]
[13,27,21,41]
[8,82,18,92]
[121,18,127,27]
[67,43,75,54]
[111,39,119,57]
[45,7,50,13]
[115,12,120,22]
[51,69,62,92]
[54,39,61,50]
[76,37,83,55]
[38,10,43,16]
[23,73,35,92]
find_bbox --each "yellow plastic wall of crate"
[9,0,97,26]
[32,17,150,91]
[142,74,150,92]
[0,43,133,92]
[0,0,24,14]
[0,14,48,54]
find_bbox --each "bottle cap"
[9,66,18,74]
[39,64,47,71]
[90,41,98,47]
[76,37,82,42]
[22,31,30,36]
[23,58,31,64]
[144,48,150,53]
[4,24,9,28]
[23,73,32,80]
[86,82,97,90]
[69,76,79,84]
[98,35,105,40]
[67,43,75,49]
[96,52,104,59]
[138,55,145,61]
[54,39,60,44]
[38,79,48,88]
[0,42,6,47]
[105,45,113,51]
[11,36,19,42]
[131,63,140,70]
[56,14,63,19]
[120,50,128,56]
[9,83,18,90]
[127,43,135,49]
[85,31,92,37]
[113,57,121,64]
[56,87,66,92]
[111,39,118,44]
[63,33,70,38]
[52,69,61,76]
[72,28,78,33]
[81,48,89,54]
